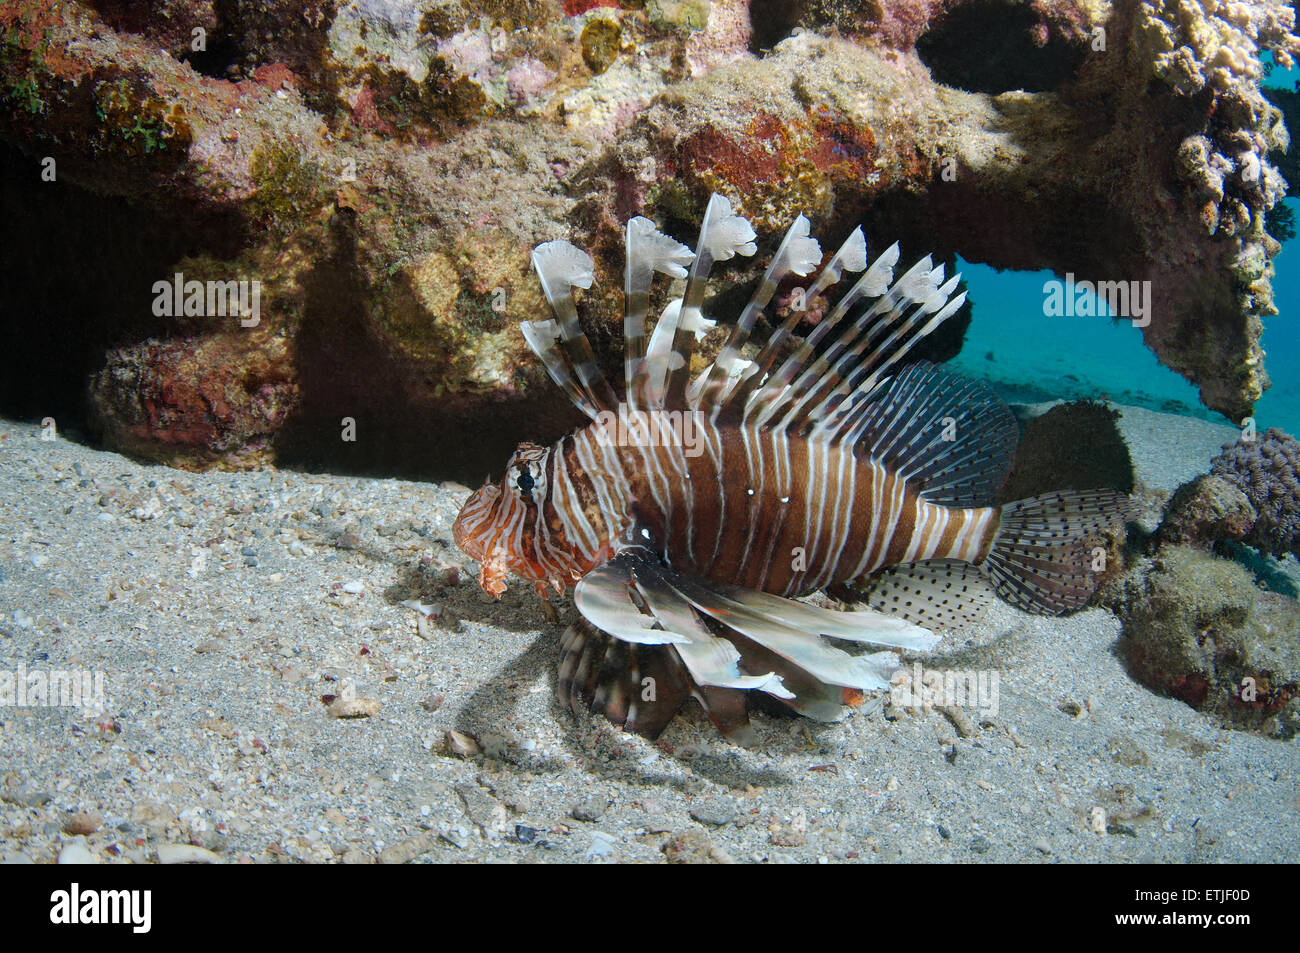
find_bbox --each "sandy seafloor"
[1,404,1297,865]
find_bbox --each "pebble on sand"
[327,696,381,718]
[444,729,481,757]
[63,810,103,836]
[57,838,98,865]
[571,796,610,823]
[157,844,221,864]
[689,798,737,827]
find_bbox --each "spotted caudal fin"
[981,490,1134,614]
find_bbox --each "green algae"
[93,77,191,157]
[248,141,328,237]
[581,18,622,75]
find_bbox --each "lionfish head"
[453,442,571,598]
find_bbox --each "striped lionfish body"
[454,194,1132,743]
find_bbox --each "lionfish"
[453,193,1131,743]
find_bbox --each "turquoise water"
[951,61,1299,435]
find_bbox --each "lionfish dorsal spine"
[797,266,954,428]
[519,319,601,419]
[649,193,756,412]
[741,239,900,429]
[715,225,869,416]
[810,282,969,441]
[529,240,617,418]
[695,212,821,417]
[760,253,964,435]
[623,216,694,412]
[527,194,970,447]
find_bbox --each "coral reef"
[1104,424,1300,737]
[1209,427,1300,558]
[2,0,1298,469]
[1110,545,1300,738]
[88,329,297,469]
[998,400,1136,502]
[1153,473,1256,548]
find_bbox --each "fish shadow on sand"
[447,627,794,791]
[318,520,804,787]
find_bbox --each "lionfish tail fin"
[982,490,1135,614]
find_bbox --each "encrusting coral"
[1153,473,1257,549]
[3,0,1300,470]
[1104,423,1300,738]
[1111,544,1299,738]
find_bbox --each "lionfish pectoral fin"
[557,618,691,740]
[665,575,930,694]
[710,582,941,652]
[566,547,811,741]
[564,550,766,741]
[574,558,691,645]
[723,628,866,723]
[564,539,944,739]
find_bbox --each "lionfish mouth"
[452,482,570,597]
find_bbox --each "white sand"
[0,410,1296,864]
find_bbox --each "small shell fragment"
[327,696,381,718]
[444,729,481,757]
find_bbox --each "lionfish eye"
[515,468,535,496]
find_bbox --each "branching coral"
[1142,0,1297,94]
[1210,427,1300,558]
[1146,0,1299,238]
